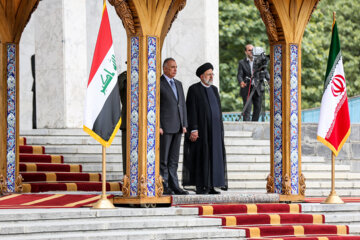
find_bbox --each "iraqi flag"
[83,3,121,147]
[317,21,351,156]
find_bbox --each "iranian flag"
[83,3,121,147]
[317,21,351,156]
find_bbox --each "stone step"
[0,217,221,235]
[225,188,360,197]
[0,207,245,240]
[59,154,325,164]
[305,189,360,197]
[20,129,253,138]
[0,207,197,222]
[4,228,245,240]
[82,162,348,174]
[227,180,360,190]
[25,136,268,147]
[31,145,272,155]
[226,172,360,180]
[301,203,360,232]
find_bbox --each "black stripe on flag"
[92,81,121,141]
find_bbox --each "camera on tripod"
[252,47,270,90]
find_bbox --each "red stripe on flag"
[88,5,113,86]
[326,96,350,153]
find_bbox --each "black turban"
[196,62,213,77]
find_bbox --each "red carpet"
[19,137,26,146]
[19,137,122,193]
[180,203,360,239]
[20,145,45,154]
[0,194,113,208]
[20,163,82,172]
[21,172,101,182]
[251,237,360,240]
[20,154,64,163]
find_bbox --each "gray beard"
[204,79,213,85]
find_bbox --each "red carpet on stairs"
[19,137,122,193]
[0,193,113,208]
[20,163,82,172]
[180,203,360,239]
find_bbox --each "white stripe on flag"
[317,57,346,138]
[84,46,117,130]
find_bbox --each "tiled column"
[268,43,305,201]
[123,36,162,200]
[5,44,18,192]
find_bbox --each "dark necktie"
[170,79,178,100]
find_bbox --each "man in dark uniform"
[118,70,127,177]
[160,58,188,195]
[237,44,264,121]
[182,62,228,194]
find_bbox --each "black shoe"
[196,187,209,195]
[173,188,189,195]
[163,187,174,195]
[209,188,220,194]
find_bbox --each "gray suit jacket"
[160,75,187,134]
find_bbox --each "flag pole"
[321,11,343,204]
[322,152,344,204]
[93,145,116,209]
[92,0,115,209]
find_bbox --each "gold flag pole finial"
[322,152,344,204]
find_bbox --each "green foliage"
[219,0,268,112]
[302,0,360,108]
[219,0,360,111]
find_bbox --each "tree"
[219,0,268,112]
[219,0,360,111]
[302,0,360,108]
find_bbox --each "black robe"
[182,82,228,190]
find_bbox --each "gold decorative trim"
[138,174,147,197]
[266,174,274,193]
[108,0,136,35]
[122,175,130,197]
[15,174,23,193]
[166,0,187,34]
[299,173,306,196]
[254,0,278,42]
[282,174,291,195]
[307,0,321,24]
[0,174,7,195]
[156,175,164,197]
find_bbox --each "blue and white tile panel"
[6,44,16,192]
[273,45,283,194]
[290,44,299,194]
[130,37,139,196]
[146,37,157,197]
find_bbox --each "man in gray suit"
[160,58,188,195]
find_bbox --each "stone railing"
[224,122,360,172]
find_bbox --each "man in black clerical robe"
[182,62,228,194]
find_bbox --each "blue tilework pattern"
[290,44,299,194]
[146,37,157,197]
[130,37,139,196]
[6,44,16,192]
[273,45,283,194]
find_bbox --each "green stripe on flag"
[324,22,341,90]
